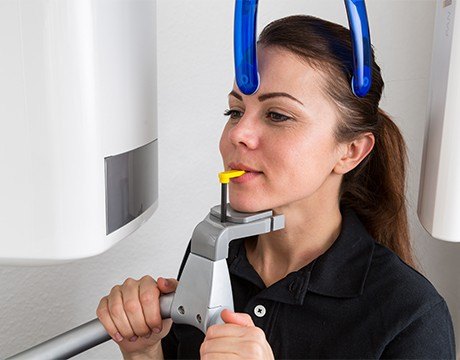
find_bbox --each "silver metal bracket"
[171,204,284,333]
[192,204,285,261]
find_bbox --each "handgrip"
[7,292,175,360]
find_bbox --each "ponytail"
[340,110,416,268]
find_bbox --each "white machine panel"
[0,0,158,263]
[418,0,460,242]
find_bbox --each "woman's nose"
[228,115,260,150]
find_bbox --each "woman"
[97,15,456,359]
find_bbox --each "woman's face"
[219,46,346,213]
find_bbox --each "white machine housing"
[0,0,158,264]
[418,0,460,242]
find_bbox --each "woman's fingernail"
[114,332,124,342]
[152,327,161,334]
[129,336,138,342]
[163,279,169,286]
[144,331,152,339]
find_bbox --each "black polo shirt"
[162,207,456,359]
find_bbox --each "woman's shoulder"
[365,241,446,321]
[366,243,456,357]
[337,205,445,313]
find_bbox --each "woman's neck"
[245,198,342,288]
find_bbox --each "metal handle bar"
[7,293,175,360]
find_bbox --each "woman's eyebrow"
[258,92,304,106]
[229,90,303,106]
[229,90,243,101]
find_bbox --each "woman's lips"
[230,171,262,184]
[228,163,263,184]
[228,162,261,172]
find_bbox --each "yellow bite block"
[219,170,246,184]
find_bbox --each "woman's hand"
[96,276,177,358]
[200,309,274,360]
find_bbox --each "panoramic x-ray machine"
[3,0,459,358]
[4,0,371,357]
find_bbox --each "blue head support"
[233,0,372,97]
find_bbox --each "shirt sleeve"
[381,299,456,359]
[161,327,179,360]
[160,241,192,359]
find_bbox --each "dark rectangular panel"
[105,140,158,235]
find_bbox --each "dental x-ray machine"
[7,1,371,358]
[5,0,458,358]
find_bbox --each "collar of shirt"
[227,207,375,305]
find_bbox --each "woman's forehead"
[230,47,328,105]
[258,48,326,93]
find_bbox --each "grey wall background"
[1,0,459,358]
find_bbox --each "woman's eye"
[224,109,244,120]
[266,111,291,122]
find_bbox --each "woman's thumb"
[157,277,178,293]
[220,309,255,327]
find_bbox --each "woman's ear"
[333,132,375,175]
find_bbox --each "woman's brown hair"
[259,15,416,268]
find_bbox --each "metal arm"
[7,205,284,359]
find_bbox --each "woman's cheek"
[219,128,232,162]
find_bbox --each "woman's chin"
[229,200,266,214]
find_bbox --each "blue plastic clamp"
[233,0,372,97]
